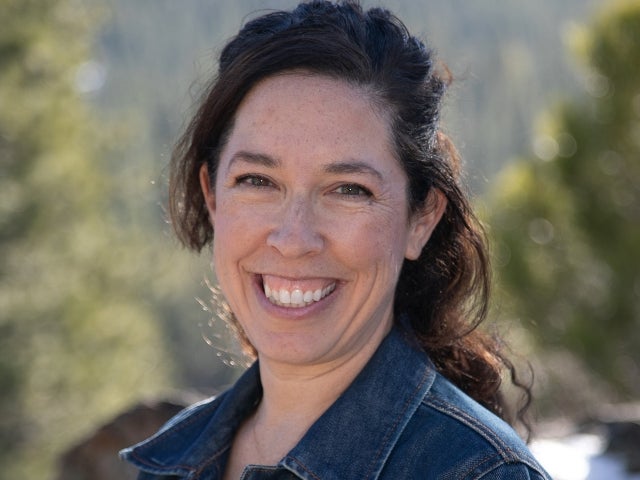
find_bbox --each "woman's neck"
[223,327,389,479]
[253,332,385,452]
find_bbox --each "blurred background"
[1,0,639,478]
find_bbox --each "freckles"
[215,205,267,258]
[340,222,386,267]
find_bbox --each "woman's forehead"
[222,73,396,166]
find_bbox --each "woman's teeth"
[263,283,336,307]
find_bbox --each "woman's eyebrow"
[226,151,280,172]
[226,152,384,182]
[324,160,384,181]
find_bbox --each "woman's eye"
[236,175,273,188]
[334,183,372,197]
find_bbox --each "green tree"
[488,0,640,414]
[0,1,171,477]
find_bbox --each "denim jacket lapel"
[279,327,436,480]
[122,327,436,480]
[120,363,263,478]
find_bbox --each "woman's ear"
[199,164,216,225]
[405,188,447,260]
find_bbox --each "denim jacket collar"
[282,327,435,479]
[122,326,437,479]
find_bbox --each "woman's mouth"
[261,274,336,308]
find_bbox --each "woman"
[121,1,550,479]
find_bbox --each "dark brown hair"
[169,0,531,432]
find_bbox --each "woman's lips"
[261,274,337,308]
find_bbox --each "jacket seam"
[285,457,322,480]
[128,449,196,475]
[423,396,519,462]
[192,445,231,479]
[363,365,432,479]
[459,452,504,480]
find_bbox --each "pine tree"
[488,0,640,413]
[0,1,171,476]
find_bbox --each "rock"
[55,399,187,480]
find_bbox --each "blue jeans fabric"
[121,327,551,479]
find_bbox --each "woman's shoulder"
[388,372,551,479]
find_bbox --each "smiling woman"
[120,1,551,479]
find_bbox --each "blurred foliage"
[0,0,176,477]
[488,0,640,417]
[90,0,599,193]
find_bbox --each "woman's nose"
[266,197,324,257]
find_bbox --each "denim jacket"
[121,327,550,479]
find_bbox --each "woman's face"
[201,73,443,369]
